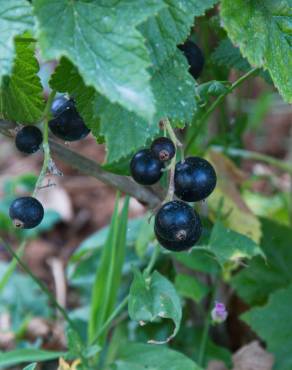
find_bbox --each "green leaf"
[128,269,182,344]
[174,274,209,303]
[208,221,264,266]
[243,284,292,370]
[88,194,129,344]
[135,216,155,258]
[23,364,37,370]
[0,349,66,368]
[33,0,167,120]
[98,51,197,164]
[0,0,34,79]
[211,38,250,72]
[232,218,292,306]
[220,0,292,103]
[0,40,44,123]
[172,249,220,275]
[113,342,202,370]
[140,0,218,67]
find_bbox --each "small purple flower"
[211,301,228,324]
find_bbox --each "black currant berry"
[154,200,202,251]
[130,149,164,185]
[9,197,44,229]
[178,40,205,79]
[15,126,43,154]
[174,157,217,202]
[51,95,74,116]
[151,137,176,162]
[49,96,90,141]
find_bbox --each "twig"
[186,68,260,152]
[0,119,163,207]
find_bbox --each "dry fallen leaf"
[207,360,228,370]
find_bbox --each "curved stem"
[33,90,56,196]
[211,145,292,175]
[186,68,260,152]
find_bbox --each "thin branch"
[0,119,163,207]
[186,68,260,152]
[49,140,163,207]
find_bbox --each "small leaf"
[175,273,209,303]
[128,269,182,344]
[113,342,202,370]
[243,284,292,370]
[0,40,45,123]
[0,0,34,79]
[220,0,292,103]
[208,221,264,266]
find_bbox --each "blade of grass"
[88,193,129,344]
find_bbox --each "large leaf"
[128,269,182,344]
[232,218,292,306]
[220,0,292,103]
[33,0,167,120]
[23,364,37,370]
[98,51,197,164]
[174,273,209,303]
[0,0,34,79]
[141,0,217,67]
[0,349,66,368]
[243,284,292,370]
[112,342,202,370]
[0,40,44,123]
[88,195,129,344]
[208,221,264,266]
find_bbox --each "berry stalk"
[33,90,57,196]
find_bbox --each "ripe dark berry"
[154,200,202,251]
[15,126,43,154]
[174,157,217,202]
[151,137,176,162]
[9,197,44,229]
[51,95,74,116]
[130,149,164,185]
[178,41,205,79]
[49,96,90,141]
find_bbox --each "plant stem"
[0,240,26,292]
[211,145,292,175]
[91,295,129,346]
[186,68,260,152]
[197,283,217,366]
[1,238,77,331]
[144,244,160,277]
[33,90,57,197]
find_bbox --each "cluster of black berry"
[130,138,216,253]
[9,96,90,229]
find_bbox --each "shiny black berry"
[178,41,204,79]
[151,137,176,162]
[51,95,74,116]
[154,200,202,251]
[174,157,217,202]
[9,197,44,229]
[130,149,164,185]
[15,126,43,154]
[49,96,90,141]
